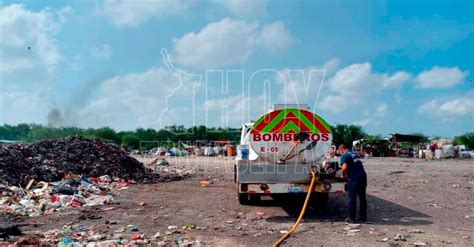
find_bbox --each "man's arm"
[340,153,350,179]
[341,163,348,179]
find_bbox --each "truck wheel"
[238,193,251,205]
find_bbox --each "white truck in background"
[234,104,347,205]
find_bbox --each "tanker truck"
[235,104,346,204]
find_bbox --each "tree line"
[0,123,473,150]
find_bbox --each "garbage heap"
[0,175,127,218]
[148,158,196,181]
[0,136,155,186]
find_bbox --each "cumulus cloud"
[318,95,357,113]
[0,4,69,80]
[414,66,468,88]
[353,103,389,127]
[318,62,410,113]
[0,4,69,125]
[384,71,412,88]
[98,0,189,27]
[72,66,201,130]
[258,22,294,51]
[173,18,293,69]
[328,63,410,95]
[418,97,474,116]
[353,119,371,127]
[276,59,340,108]
[203,94,267,127]
[75,67,178,129]
[375,103,388,117]
[0,91,50,124]
[221,0,267,16]
[91,44,112,59]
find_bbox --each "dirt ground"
[18,156,474,246]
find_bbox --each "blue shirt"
[340,151,367,179]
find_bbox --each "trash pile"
[148,158,196,181]
[0,222,205,246]
[0,136,155,186]
[421,139,473,159]
[0,175,127,218]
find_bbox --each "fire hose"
[272,169,318,247]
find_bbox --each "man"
[338,144,367,223]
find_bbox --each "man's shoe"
[344,217,355,223]
[358,217,367,222]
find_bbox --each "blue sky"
[0,0,472,137]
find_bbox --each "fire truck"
[235,104,346,204]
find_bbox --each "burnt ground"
[14,157,474,246]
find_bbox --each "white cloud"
[418,97,474,116]
[384,71,412,88]
[91,44,112,59]
[173,18,293,69]
[0,4,69,78]
[353,103,389,127]
[258,22,293,51]
[98,0,189,27]
[276,59,340,107]
[0,91,50,124]
[0,4,69,125]
[375,103,388,117]
[328,62,410,95]
[318,95,357,113]
[319,62,409,113]
[74,67,198,130]
[414,66,468,88]
[202,94,266,127]
[221,0,267,16]
[353,119,370,127]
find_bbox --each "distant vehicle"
[235,104,347,205]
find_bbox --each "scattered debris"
[408,229,424,233]
[149,158,170,166]
[413,240,427,246]
[182,224,196,230]
[394,233,407,241]
[388,171,405,175]
[200,179,212,187]
[167,225,178,230]
[1,176,126,217]
[343,223,361,231]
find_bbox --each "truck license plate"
[288,185,305,193]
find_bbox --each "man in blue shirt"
[338,144,367,223]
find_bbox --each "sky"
[0,0,473,137]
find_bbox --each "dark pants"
[348,176,367,220]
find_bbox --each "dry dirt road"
[20,156,474,246]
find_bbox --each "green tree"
[453,132,474,149]
[331,124,366,148]
[121,134,140,149]
[94,127,118,143]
